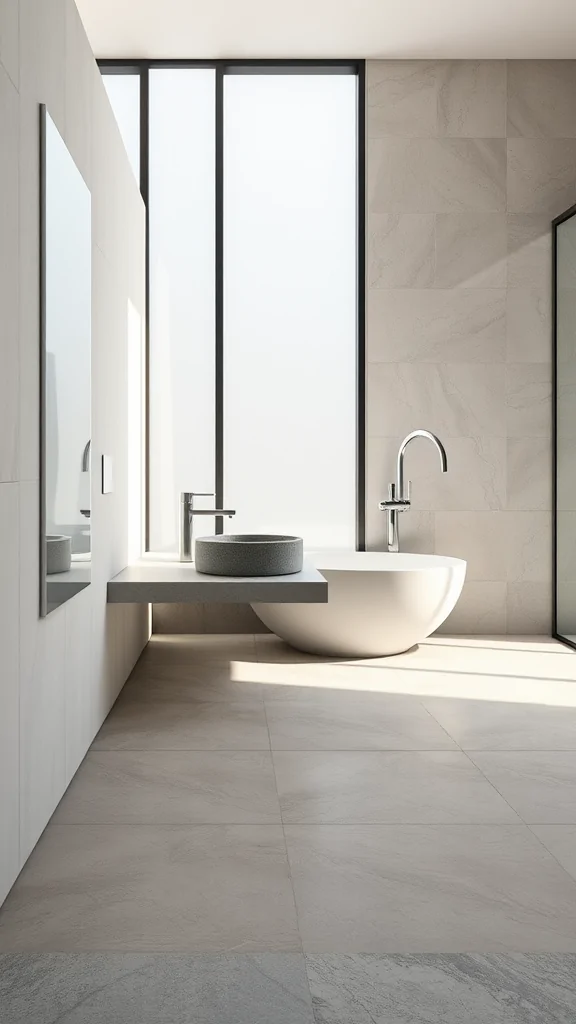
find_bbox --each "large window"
[100,61,364,554]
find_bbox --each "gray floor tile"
[0,826,300,952]
[139,635,258,666]
[424,698,576,750]
[471,751,576,823]
[92,701,269,751]
[266,695,457,750]
[0,953,314,1024]
[273,751,519,823]
[305,953,576,1024]
[530,825,576,881]
[52,751,281,825]
[284,825,576,952]
[123,663,266,703]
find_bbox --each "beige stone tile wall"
[366,60,573,633]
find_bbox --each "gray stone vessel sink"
[194,534,303,577]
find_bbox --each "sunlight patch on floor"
[230,634,576,708]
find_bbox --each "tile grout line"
[263,698,308,962]
[418,699,466,751]
[524,823,576,896]
[461,749,526,823]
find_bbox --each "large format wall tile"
[434,213,507,288]
[437,60,506,138]
[368,213,435,287]
[0,0,18,87]
[0,484,20,905]
[507,139,576,215]
[508,60,576,138]
[0,64,19,482]
[507,437,552,511]
[367,61,438,138]
[506,288,552,362]
[505,512,552,583]
[507,582,552,634]
[367,60,507,141]
[368,289,506,363]
[507,214,552,288]
[369,138,506,214]
[436,582,508,634]
[63,0,93,184]
[366,59,570,632]
[506,364,552,436]
[435,512,507,581]
[18,0,66,483]
[368,363,506,438]
[0,0,148,908]
[18,480,67,862]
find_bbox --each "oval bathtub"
[252,551,466,658]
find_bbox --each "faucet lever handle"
[388,482,396,500]
[405,480,412,503]
[180,491,215,505]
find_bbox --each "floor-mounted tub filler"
[253,430,466,658]
[252,551,466,658]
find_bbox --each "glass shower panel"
[223,73,358,548]
[556,209,576,642]
[149,69,216,553]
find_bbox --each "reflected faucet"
[179,492,236,562]
[81,439,91,472]
[379,430,448,553]
[80,440,91,519]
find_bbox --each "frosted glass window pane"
[223,74,357,549]
[149,69,216,552]
[102,74,140,182]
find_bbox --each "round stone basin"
[194,534,303,577]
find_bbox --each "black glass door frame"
[553,201,576,649]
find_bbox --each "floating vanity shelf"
[107,557,328,604]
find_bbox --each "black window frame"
[99,59,366,552]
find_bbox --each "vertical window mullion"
[215,65,224,529]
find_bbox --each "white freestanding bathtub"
[252,551,466,658]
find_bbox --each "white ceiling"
[77,0,576,60]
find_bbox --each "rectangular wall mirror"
[40,106,92,616]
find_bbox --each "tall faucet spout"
[396,429,448,498]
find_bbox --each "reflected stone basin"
[46,534,72,575]
[194,534,303,577]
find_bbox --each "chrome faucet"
[379,430,448,553]
[179,492,236,562]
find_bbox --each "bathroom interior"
[3,0,576,1019]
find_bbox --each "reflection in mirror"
[40,107,92,616]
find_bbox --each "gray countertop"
[107,556,328,604]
